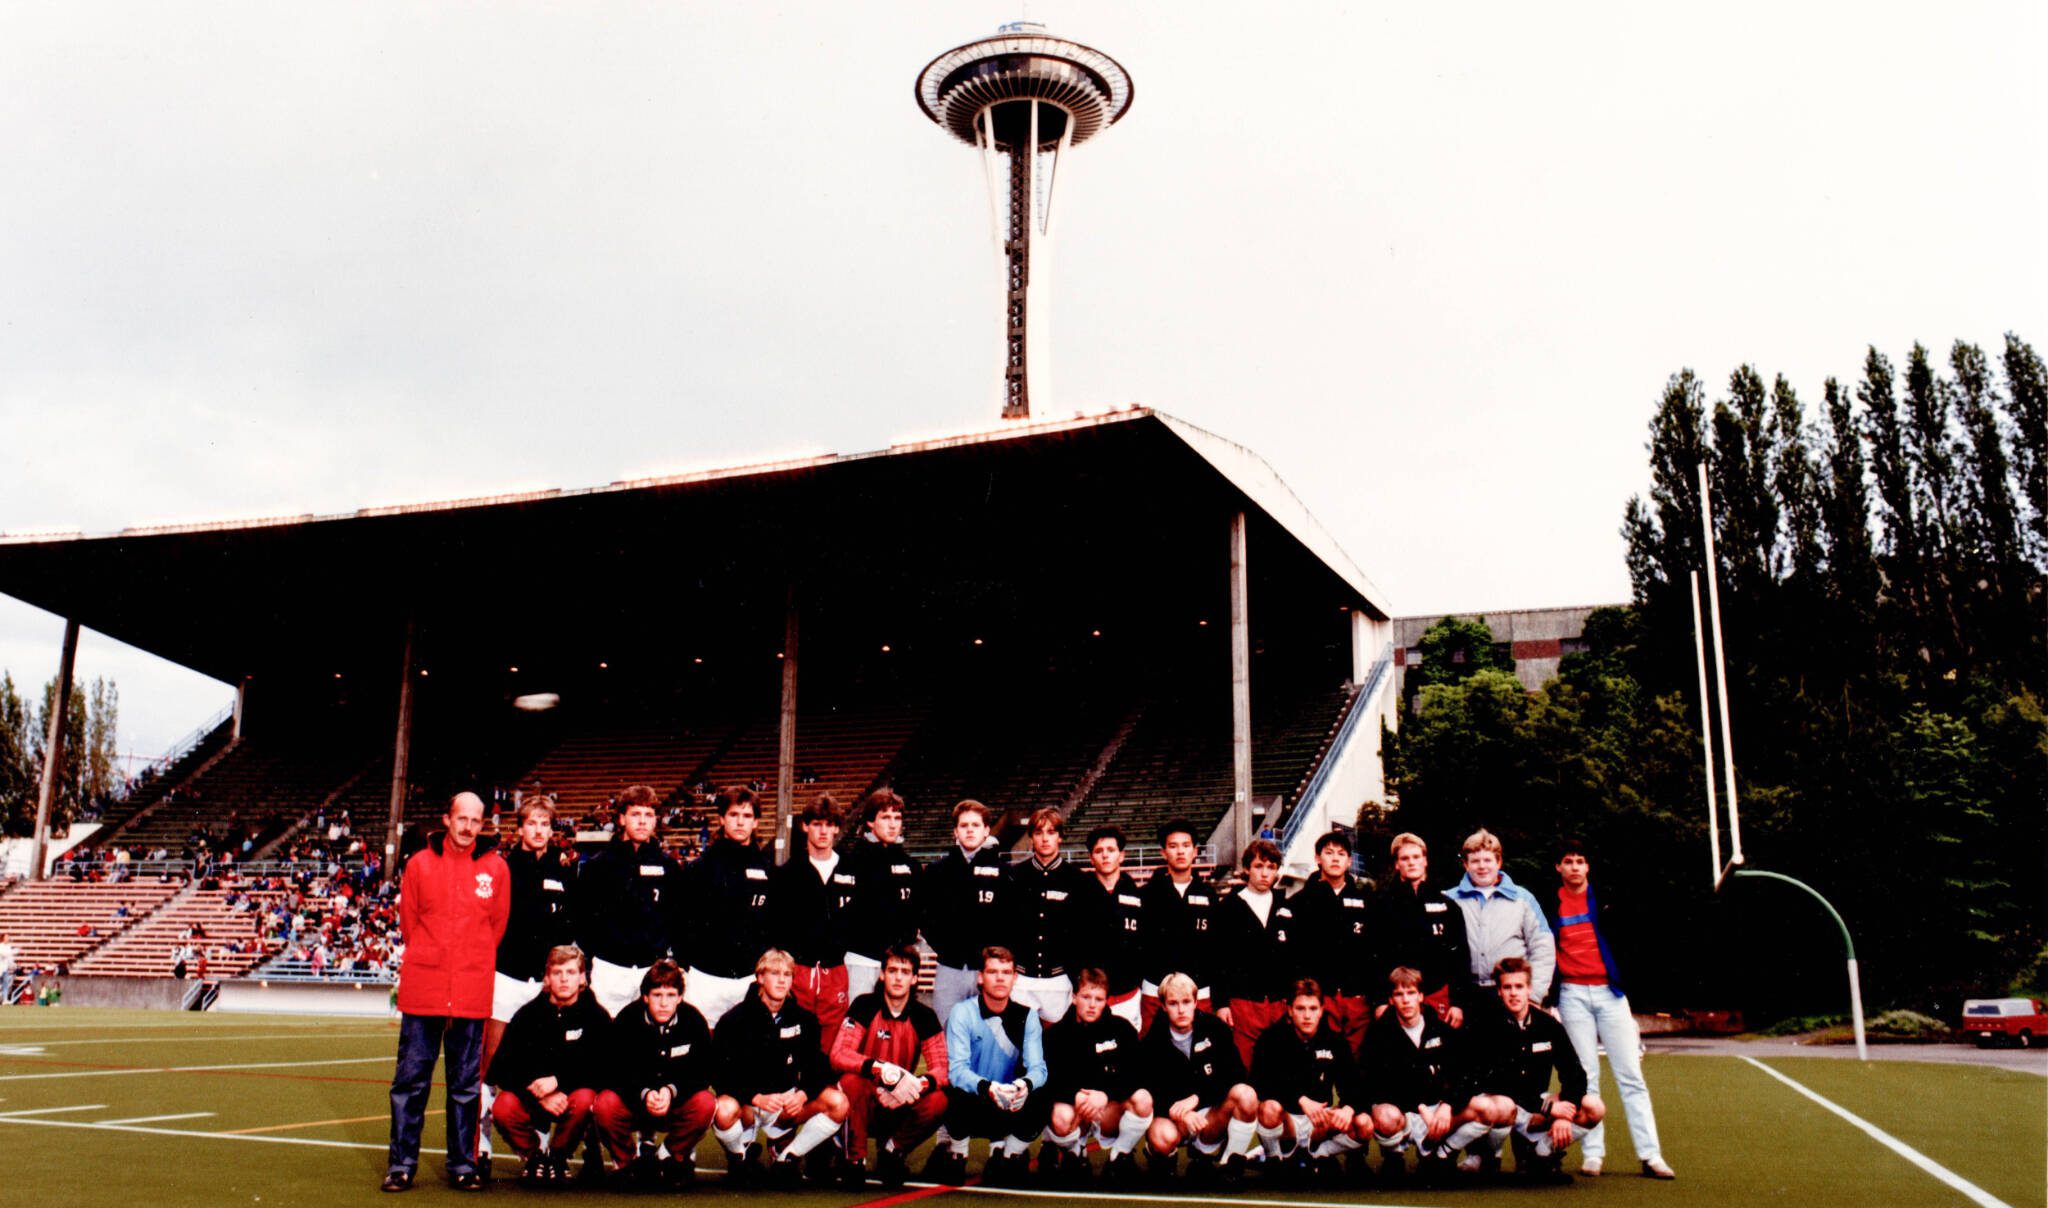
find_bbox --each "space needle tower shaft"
[917,23,1133,420]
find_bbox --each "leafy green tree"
[0,674,31,837]
[1410,616,1514,690]
[2000,333,2047,555]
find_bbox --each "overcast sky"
[3,1,2042,763]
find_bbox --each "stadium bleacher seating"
[686,707,923,833]
[0,879,184,972]
[105,738,370,857]
[71,884,284,979]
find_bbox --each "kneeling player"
[1040,968,1152,1184]
[1139,971,1260,1185]
[1249,978,1373,1182]
[831,945,950,1188]
[1358,966,1502,1182]
[1463,956,1604,1180]
[711,949,850,1187]
[486,944,611,1184]
[927,946,1048,1187]
[593,959,716,1186]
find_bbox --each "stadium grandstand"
[0,408,1399,1000]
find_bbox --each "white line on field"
[1741,1056,2012,1208]
[896,1182,1428,1208]
[0,1112,523,1165]
[97,1111,216,1125]
[1,1031,387,1049]
[0,1055,388,1082]
[0,1104,108,1116]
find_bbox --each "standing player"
[769,794,858,1043]
[572,784,680,1016]
[1357,966,1500,1183]
[1462,956,1604,1181]
[710,949,851,1186]
[1445,829,1554,1017]
[1213,839,1298,1067]
[592,959,717,1187]
[1072,825,1147,1028]
[1544,839,1675,1179]
[678,788,774,1029]
[839,789,920,1003]
[926,946,1049,1187]
[484,797,578,1127]
[486,944,611,1185]
[831,944,950,1188]
[918,800,1007,1025]
[1039,968,1152,1184]
[383,792,511,1193]
[1248,978,1372,1183]
[1287,830,1378,1052]
[1139,971,1261,1186]
[1003,807,1086,1024]
[1372,832,1470,1025]
[1139,819,1222,1031]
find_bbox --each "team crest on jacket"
[474,872,496,899]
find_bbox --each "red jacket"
[397,833,511,1018]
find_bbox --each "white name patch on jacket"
[780,1025,803,1040]
[639,865,665,876]
[1532,1041,1553,1053]
[1118,894,1142,907]
[670,1043,692,1057]
[974,866,1000,877]
[1425,902,1448,913]
[1094,1039,1118,1054]
[1045,890,1068,901]
[543,878,566,892]
[565,1029,584,1041]
[746,867,770,880]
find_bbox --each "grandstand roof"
[0,408,1389,689]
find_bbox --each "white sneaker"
[1579,1158,1603,1177]
[1642,1156,1676,1180]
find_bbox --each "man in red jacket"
[384,792,512,1193]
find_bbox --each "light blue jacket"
[945,995,1048,1096]
[1445,870,1555,1003]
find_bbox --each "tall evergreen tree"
[1819,376,1880,650]
[2001,333,2048,555]
[1772,375,1824,584]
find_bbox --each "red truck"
[1960,998,2046,1047]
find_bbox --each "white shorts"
[1106,988,1142,1029]
[589,957,649,1017]
[1012,974,1073,1025]
[844,952,881,1002]
[685,968,754,1030]
[491,972,543,1023]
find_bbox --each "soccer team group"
[382,784,1678,1192]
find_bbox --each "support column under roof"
[29,618,80,882]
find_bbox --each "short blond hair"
[1158,971,1198,1002]
[754,948,795,977]
[1389,831,1427,857]
[1460,828,1502,858]
[545,944,584,973]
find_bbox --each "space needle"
[916,23,1133,420]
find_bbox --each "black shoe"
[1416,1153,1454,1187]
[379,1169,414,1193]
[875,1147,909,1189]
[1101,1151,1136,1186]
[804,1146,841,1186]
[1148,1150,1180,1189]
[449,1170,485,1192]
[1219,1152,1248,1187]
[723,1148,755,1188]
[769,1156,805,1188]
[1378,1148,1410,1184]
[518,1154,547,1186]
[834,1156,867,1189]
[1035,1146,1066,1185]
[920,1148,967,1185]
[981,1152,1021,1187]
[663,1155,696,1187]
[1312,1155,1346,1183]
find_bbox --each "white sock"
[1377,1129,1408,1152]
[782,1112,839,1159]
[1191,1134,1223,1155]
[712,1119,747,1156]
[933,1125,953,1148]
[1311,1133,1361,1159]
[1110,1112,1152,1157]
[1257,1121,1286,1159]
[1225,1117,1255,1158]
[999,1135,1029,1158]
[1443,1119,1492,1153]
[1048,1126,1083,1155]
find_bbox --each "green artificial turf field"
[0,1009,2040,1207]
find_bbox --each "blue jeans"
[1556,982,1661,1163]
[388,1014,485,1177]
